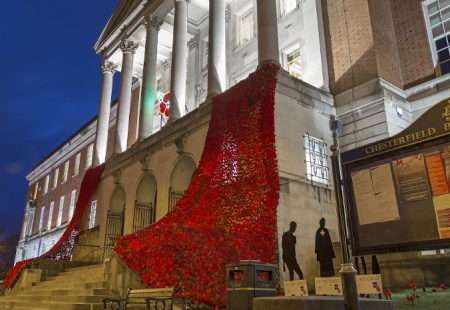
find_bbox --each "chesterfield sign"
[341,98,450,255]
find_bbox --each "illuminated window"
[47,201,54,230]
[57,196,64,226]
[33,182,38,200]
[43,175,49,195]
[63,161,69,182]
[69,190,76,220]
[236,5,254,47]
[284,44,302,79]
[304,134,329,184]
[86,144,94,168]
[89,200,97,228]
[279,0,297,17]
[73,153,81,176]
[52,168,59,189]
[39,206,45,231]
[423,0,450,75]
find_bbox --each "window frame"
[52,168,59,189]
[86,144,94,168]
[303,133,329,185]
[57,196,65,226]
[279,0,297,18]
[47,201,54,230]
[43,175,50,195]
[235,3,255,48]
[73,153,81,176]
[63,161,69,183]
[283,43,302,79]
[39,206,45,231]
[69,189,76,221]
[89,200,97,229]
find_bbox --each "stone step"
[14,288,114,297]
[27,281,109,291]
[1,294,109,304]
[38,275,106,285]
[0,299,104,310]
[64,264,104,275]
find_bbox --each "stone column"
[169,0,188,122]
[138,16,163,140]
[256,0,280,66]
[207,0,226,97]
[93,60,117,166]
[114,39,139,154]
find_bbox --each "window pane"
[428,2,439,14]
[438,48,450,61]
[440,0,450,10]
[436,37,448,50]
[430,13,442,26]
[443,7,450,21]
[433,24,445,38]
[440,60,450,74]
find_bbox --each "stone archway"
[105,186,126,246]
[168,156,197,212]
[133,173,158,232]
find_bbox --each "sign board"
[341,99,450,255]
[284,280,308,296]
[355,275,383,294]
[315,277,343,295]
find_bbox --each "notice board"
[341,99,450,255]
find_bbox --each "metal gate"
[168,187,185,212]
[133,201,156,232]
[104,209,124,246]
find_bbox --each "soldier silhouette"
[315,218,336,277]
[282,221,304,280]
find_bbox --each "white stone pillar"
[207,0,226,97]
[114,39,139,154]
[256,0,280,66]
[138,16,163,140]
[168,0,188,122]
[94,60,117,166]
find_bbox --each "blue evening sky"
[0,1,120,235]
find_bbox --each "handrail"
[102,246,143,282]
[73,244,103,264]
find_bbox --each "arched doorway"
[168,156,197,212]
[105,186,126,246]
[133,173,157,232]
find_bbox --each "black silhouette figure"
[315,218,336,277]
[282,221,304,281]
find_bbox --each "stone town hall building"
[9,0,450,304]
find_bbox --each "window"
[39,206,45,231]
[57,196,64,226]
[236,5,254,47]
[73,153,81,176]
[279,0,297,17]
[69,190,76,221]
[86,144,94,168]
[89,200,97,228]
[47,201,54,230]
[33,182,38,200]
[43,175,49,195]
[304,134,329,184]
[52,168,59,189]
[63,161,69,182]
[284,44,302,79]
[424,0,450,75]
[156,76,162,94]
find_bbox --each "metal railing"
[104,210,124,247]
[133,201,155,232]
[168,187,185,212]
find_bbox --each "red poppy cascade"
[159,91,171,117]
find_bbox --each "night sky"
[0,1,120,236]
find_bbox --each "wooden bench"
[102,285,178,310]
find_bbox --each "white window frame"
[89,200,97,229]
[39,206,45,231]
[283,43,302,79]
[86,144,94,168]
[304,134,329,184]
[57,196,65,226]
[47,201,54,230]
[43,175,50,195]
[422,0,450,75]
[279,0,297,17]
[236,3,255,48]
[73,153,81,176]
[63,161,69,182]
[33,182,39,200]
[69,190,76,221]
[52,168,59,189]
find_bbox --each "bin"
[226,260,276,310]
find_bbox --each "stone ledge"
[254,296,398,310]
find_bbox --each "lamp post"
[329,118,360,310]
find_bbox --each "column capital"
[100,60,118,74]
[225,4,231,24]
[143,15,164,32]
[188,35,199,51]
[120,39,140,54]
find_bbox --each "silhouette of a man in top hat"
[282,221,304,281]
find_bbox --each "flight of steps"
[0,264,118,310]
